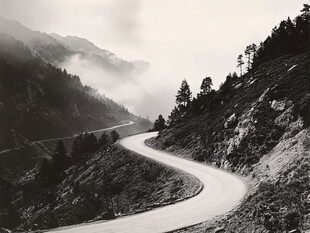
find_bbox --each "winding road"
[51,132,247,233]
[0,121,134,154]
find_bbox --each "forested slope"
[149,6,310,232]
[0,34,151,151]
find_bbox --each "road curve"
[50,132,247,233]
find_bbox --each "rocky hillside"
[151,52,309,169]
[0,34,152,151]
[148,7,310,233]
[0,138,201,232]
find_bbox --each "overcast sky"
[0,0,305,120]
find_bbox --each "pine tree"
[237,54,244,76]
[232,72,238,79]
[251,43,257,62]
[52,140,67,172]
[84,133,98,152]
[301,4,310,20]
[110,130,120,143]
[176,79,192,107]
[301,4,310,49]
[153,115,166,131]
[99,132,110,147]
[245,45,252,71]
[72,133,83,155]
[200,77,213,95]
[167,106,180,126]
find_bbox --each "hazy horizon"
[0,0,305,120]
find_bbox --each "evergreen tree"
[251,43,257,63]
[237,54,244,76]
[52,140,67,172]
[301,4,310,20]
[83,133,98,152]
[153,115,166,131]
[167,106,181,126]
[99,132,110,147]
[176,79,192,107]
[301,4,310,49]
[245,44,257,71]
[245,45,252,71]
[71,133,83,155]
[110,130,120,143]
[232,72,238,79]
[200,77,213,95]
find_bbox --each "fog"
[0,0,305,120]
[61,53,149,112]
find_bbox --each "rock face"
[152,52,309,172]
[148,51,310,232]
[271,100,288,111]
[213,227,226,233]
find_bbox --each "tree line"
[152,75,218,129]
[152,4,309,131]
[39,130,120,185]
[236,4,309,76]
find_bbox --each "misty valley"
[0,2,309,233]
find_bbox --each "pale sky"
[0,0,305,120]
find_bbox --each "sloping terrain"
[0,142,200,232]
[150,52,309,169]
[147,10,310,231]
[0,16,73,64]
[0,34,151,152]
[0,17,146,75]
[46,132,244,233]
[148,52,310,232]
[171,128,309,233]
[49,33,136,75]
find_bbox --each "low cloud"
[61,53,154,117]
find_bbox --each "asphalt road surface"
[50,132,247,233]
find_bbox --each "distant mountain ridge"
[49,33,114,57]
[49,32,137,74]
[0,16,146,75]
[0,23,152,151]
[0,16,72,64]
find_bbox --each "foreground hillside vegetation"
[0,132,201,231]
[149,5,310,232]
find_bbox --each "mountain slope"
[50,33,114,57]
[149,52,310,232]
[0,34,151,152]
[148,8,310,232]
[0,16,72,64]
[152,52,309,166]
[0,16,144,76]
[0,138,200,231]
[49,33,137,75]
